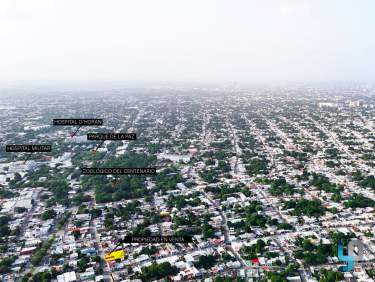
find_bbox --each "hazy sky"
[0,0,374,84]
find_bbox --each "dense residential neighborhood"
[0,86,375,281]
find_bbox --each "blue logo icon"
[337,239,363,272]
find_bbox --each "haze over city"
[1,2,375,282]
[0,0,374,85]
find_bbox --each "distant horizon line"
[0,79,374,89]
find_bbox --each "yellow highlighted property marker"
[104,250,125,262]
